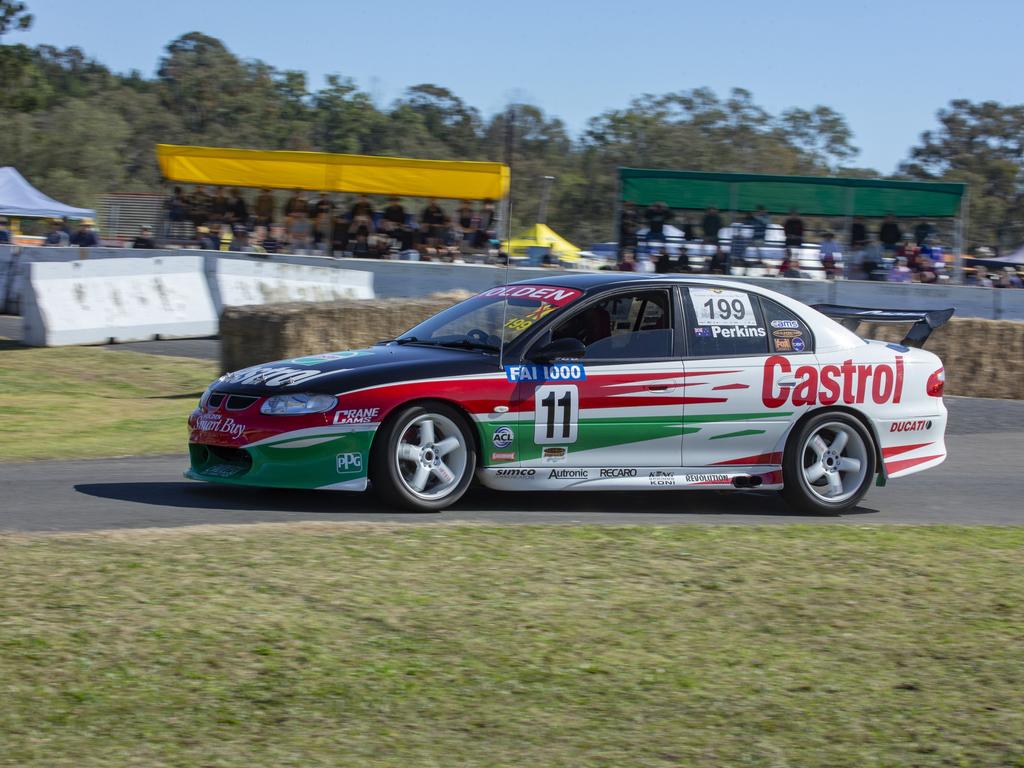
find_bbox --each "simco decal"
[492,425,515,449]
[195,413,246,439]
[333,407,381,425]
[505,363,586,383]
[224,366,333,388]
[600,468,638,478]
[648,471,675,486]
[479,285,583,306]
[497,468,536,477]
[763,356,905,408]
[890,419,932,432]
[690,288,757,326]
[534,384,579,444]
[336,452,363,473]
[770,320,800,329]
[549,468,588,480]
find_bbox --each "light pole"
[537,175,555,224]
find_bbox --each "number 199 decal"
[534,384,578,445]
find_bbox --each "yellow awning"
[504,223,581,262]
[155,144,510,201]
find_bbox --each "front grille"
[225,395,258,411]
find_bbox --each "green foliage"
[900,99,1024,250]
[1,22,1015,249]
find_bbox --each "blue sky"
[13,0,1023,172]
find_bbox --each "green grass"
[0,342,216,460]
[1,524,1022,767]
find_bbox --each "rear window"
[759,297,814,354]
[683,286,768,357]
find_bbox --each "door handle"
[777,379,798,387]
[647,385,674,392]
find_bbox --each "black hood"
[213,344,501,395]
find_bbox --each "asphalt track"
[2,396,1022,532]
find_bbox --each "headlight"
[260,393,338,415]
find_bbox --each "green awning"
[619,168,966,218]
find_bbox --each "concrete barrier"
[220,297,1024,399]
[207,254,374,315]
[22,256,218,346]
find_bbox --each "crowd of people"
[164,186,499,260]
[615,201,1024,286]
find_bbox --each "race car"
[186,274,952,514]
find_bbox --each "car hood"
[212,344,502,396]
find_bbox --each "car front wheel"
[782,411,875,514]
[370,402,475,512]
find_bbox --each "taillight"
[926,367,945,397]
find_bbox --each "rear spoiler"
[811,304,955,348]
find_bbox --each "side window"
[759,297,814,354]
[684,287,768,357]
[548,290,673,361]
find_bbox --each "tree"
[0,0,31,39]
[900,99,1024,250]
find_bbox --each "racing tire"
[781,411,876,515]
[370,402,476,512]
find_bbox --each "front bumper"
[186,427,376,491]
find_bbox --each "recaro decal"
[762,355,905,408]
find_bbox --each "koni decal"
[762,355,904,408]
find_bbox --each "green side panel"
[709,429,767,440]
[619,168,965,218]
[188,429,377,489]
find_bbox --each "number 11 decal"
[534,384,579,445]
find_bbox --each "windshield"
[396,284,584,352]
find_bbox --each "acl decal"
[762,355,904,408]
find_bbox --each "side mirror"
[530,337,586,364]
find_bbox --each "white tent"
[0,167,95,219]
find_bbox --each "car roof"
[508,272,862,353]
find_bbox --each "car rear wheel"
[371,403,475,512]
[782,412,875,515]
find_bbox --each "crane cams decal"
[223,366,334,387]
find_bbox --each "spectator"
[44,219,70,246]
[166,186,187,224]
[421,198,445,245]
[189,186,210,227]
[679,214,695,242]
[311,192,334,251]
[474,198,497,249]
[778,250,800,278]
[71,218,100,247]
[879,213,902,252]
[132,225,156,249]
[887,256,912,283]
[380,196,407,238]
[644,201,673,240]
[209,186,229,225]
[349,194,374,236]
[897,237,920,272]
[287,212,313,254]
[914,219,935,247]
[708,246,729,274]
[783,209,804,248]
[654,251,674,273]
[619,201,639,250]
[849,215,868,249]
[862,241,885,281]
[997,266,1022,288]
[617,249,636,271]
[752,205,770,243]
[456,199,474,232]
[818,231,841,278]
[701,207,723,244]
[254,187,275,227]
[284,189,306,219]
[228,225,250,252]
[730,214,753,274]
[0,217,10,244]
[228,188,248,226]
[260,226,282,254]
[195,225,219,251]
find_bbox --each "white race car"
[188,274,951,514]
